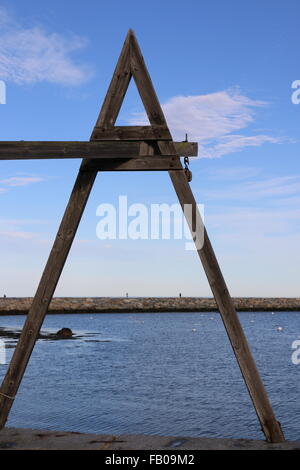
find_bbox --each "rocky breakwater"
[0,297,299,315]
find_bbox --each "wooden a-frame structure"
[0,30,284,443]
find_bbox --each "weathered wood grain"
[92,125,171,140]
[0,141,197,159]
[129,31,168,128]
[92,31,132,130]
[83,156,182,171]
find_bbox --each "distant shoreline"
[0,297,300,315]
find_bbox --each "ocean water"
[0,311,300,441]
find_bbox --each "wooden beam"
[0,29,158,430]
[0,167,98,429]
[91,29,171,142]
[83,156,182,171]
[92,30,132,130]
[119,37,284,443]
[92,125,171,140]
[169,166,285,443]
[129,30,168,127]
[0,141,197,160]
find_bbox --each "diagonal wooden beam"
[0,167,97,428]
[92,31,132,131]
[129,30,170,129]
[124,29,285,443]
[0,30,152,430]
[169,166,285,443]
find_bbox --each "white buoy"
[192,328,197,332]
[277,326,283,332]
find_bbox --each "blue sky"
[0,0,299,297]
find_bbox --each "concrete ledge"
[0,428,300,450]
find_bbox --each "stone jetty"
[0,297,299,315]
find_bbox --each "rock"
[56,327,73,338]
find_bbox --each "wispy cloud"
[0,217,52,244]
[0,7,92,85]
[208,206,300,232]
[129,89,283,158]
[242,175,300,198]
[0,230,36,240]
[0,218,51,227]
[203,174,300,201]
[0,176,45,187]
[204,134,280,158]
[205,166,262,181]
[196,164,300,262]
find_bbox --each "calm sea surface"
[0,311,300,441]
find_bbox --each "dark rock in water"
[56,327,73,338]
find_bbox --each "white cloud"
[201,134,281,159]
[208,206,300,232]
[129,89,283,158]
[0,176,45,187]
[203,175,300,201]
[243,175,300,198]
[0,218,50,227]
[269,196,300,207]
[0,7,92,85]
[0,218,52,244]
[0,230,36,240]
[164,91,266,141]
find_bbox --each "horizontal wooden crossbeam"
[82,156,182,171]
[0,141,197,160]
[92,125,172,140]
